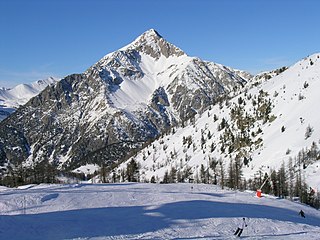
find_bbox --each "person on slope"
[299,210,306,218]
[234,217,247,237]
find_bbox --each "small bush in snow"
[305,125,314,139]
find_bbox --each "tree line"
[109,143,320,209]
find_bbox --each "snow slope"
[0,77,58,108]
[112,53,320,190]
[0,183,319,240]
[243,54,320,185]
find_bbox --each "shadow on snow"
[0,200,319,240]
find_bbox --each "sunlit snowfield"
[1,183,320,239]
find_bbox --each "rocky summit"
[0,29,248,172]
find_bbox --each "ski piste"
[1,183,319,239]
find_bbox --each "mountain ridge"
[0,77,58,122]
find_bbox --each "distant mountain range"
[0,77,58,121]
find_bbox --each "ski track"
[0,183,320,240]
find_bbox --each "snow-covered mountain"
[0,29,248,172]
[1,183,320,239]
[114,53,320,190]
[0,77,58,121]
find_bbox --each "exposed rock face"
[0,29,248,172]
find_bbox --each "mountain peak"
[123,29,185,59]
[141,28,162,39]
[130,29,163,46]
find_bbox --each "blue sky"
[0,0,319,88]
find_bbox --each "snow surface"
[0,183,319,240]
[0,77,58,109]
[72,164,100,175]
[108,53,191,110]
[243,53,320,188]
[0,77,59,122]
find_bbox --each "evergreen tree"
[277,162,288,197]
[200,164,206,183]
[100,162,107,183]
[234,158,243,189]
[270,170,278,196]
[150,176,156,183]
[228,159,235,189]
[219,159,225,189]
[163,170,169,183]
[126,159,139,182]
[169,167,177,183]
[288,158,295,200]
[177,170,182,183]
[183,166,193,182]
[210,158,219,185]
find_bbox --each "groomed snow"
[0,183,319,239]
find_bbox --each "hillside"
[0,183,319,240]
[113,53,320,191]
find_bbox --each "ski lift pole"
[256,176,269,198]
[23,196,26,215]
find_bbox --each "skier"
[299,210,305,218]
[234,217,247,237]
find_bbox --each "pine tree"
[163,170,169,183]
[277,162,288,198]
[150,176,156,183]
[228,159,235,189]
[219,159,225,189]
[183,166,193,182]
[288,158,295,200]
[270,169,278,196]
[126,159,139,182]
[200,164,206,183]
[100,162,107,183]
[210,158,219,185]
[201,132,206,149]
[234,158,243,189]
[169,167,177,183]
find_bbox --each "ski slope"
[0,183,319,239]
